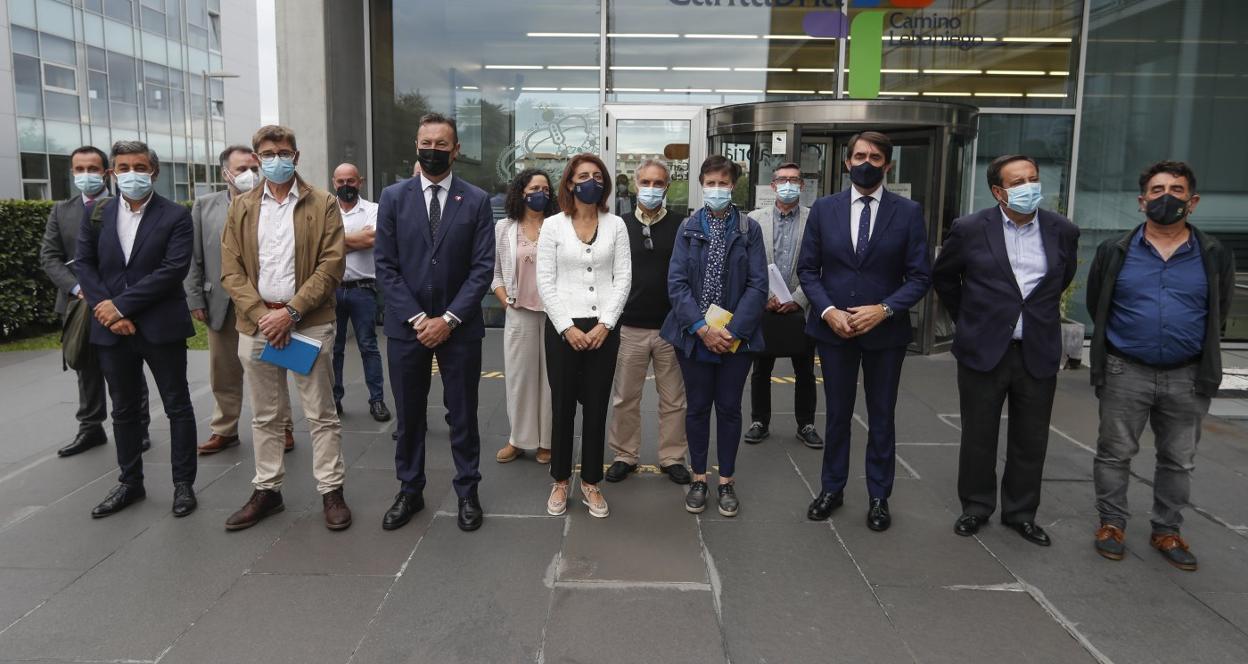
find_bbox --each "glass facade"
[8,0,230,201]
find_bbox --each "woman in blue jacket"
[660,155,768,517]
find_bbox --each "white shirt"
[340,198,379,281]
[116,194,153,265]
[999,207,1047,339]
[849,184,884,251]
[535,212,632,334]
[257,184,299,303]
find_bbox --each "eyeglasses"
[772,176,802,185]
[641,223,653,251]
[258,150,296,160]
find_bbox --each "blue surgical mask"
[775,182,801,204]
[703,186,733,212]
[74,172,106,196]
[1001,182,1042,215]
[637,186,666,210]
[260,155,297,184]
[115,172,153,200]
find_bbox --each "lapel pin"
[454,194,462,202]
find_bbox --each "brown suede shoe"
[284,428,294,453]
[197,433,240,456]
[496,443,523,463]
[225,489,284,531]
[535,448,551,465]
[323,487,352,531]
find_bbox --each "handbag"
[758,309,811,358]
[62,296,91,371]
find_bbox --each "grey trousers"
[1093,354,1210,534]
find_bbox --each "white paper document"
[768,264,794,304]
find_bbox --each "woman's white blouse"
[535,211,632,334]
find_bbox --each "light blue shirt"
[772,204,800,289]
[1000,207,1047,339]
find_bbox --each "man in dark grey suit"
[40,145,150,457]
[185,145,292,455]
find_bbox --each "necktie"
[856,196,872,261]
[428,184,442,236]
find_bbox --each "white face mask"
[230,168,259,193]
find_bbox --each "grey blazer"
[41,195,110,316]
[184,189,234,331]
[748,204,810,310]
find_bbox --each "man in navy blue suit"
[798,131,931,531]
[375,113,495,533]
[75,140,197,519]
[933,154,1079,547]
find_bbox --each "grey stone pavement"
[1,332,1247,663]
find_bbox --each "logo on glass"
[803,0,937,99]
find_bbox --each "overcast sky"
[256,0,279,125]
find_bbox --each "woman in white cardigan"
[536,154,631,519]
[492,168,555,465]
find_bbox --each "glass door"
[602,105,706,221]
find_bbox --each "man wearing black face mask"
[330,162,390,422]
[1086,161,1235,572]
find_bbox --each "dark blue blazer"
[74,193,194,346]
[796,188,932,349]
[374,175,495,342]
[659,207,769,358]
[932,205,1080,379]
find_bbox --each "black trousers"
[749,351,817,428]
[96,337,196,488]
[75,334,150,434]
[956,343,1056,524]
[545,318,619,484]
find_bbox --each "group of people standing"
[41,116,1233,572]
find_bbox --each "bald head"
[333,163,364,205]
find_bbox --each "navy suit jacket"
[374,174,495,343]
[932,206,1080,379]
[796,188,932,349]
[74,193,195,346]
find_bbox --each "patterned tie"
[428,184,442,236]
[856,196,872,261]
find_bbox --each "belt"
[1106,342,1198,372]
[341,279,375,289]
[263,301,287,310]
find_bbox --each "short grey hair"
[110,140,160,174]
[636,157,670,183]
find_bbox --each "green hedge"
[0,200,59,339]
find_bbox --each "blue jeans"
[333,286,385,404]
[677,351,753,478]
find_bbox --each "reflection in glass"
[614,120,692,219]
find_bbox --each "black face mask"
[1145,194,1189,226]
[417,148,453,177]
[848,161,885,189]
[335,184,359,203]
[573,179,604,205]
[524,191,549,213]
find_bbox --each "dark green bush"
[0,200,59,339]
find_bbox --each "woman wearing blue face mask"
[493,168,555,466]
[660,155,768,517]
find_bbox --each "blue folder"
[258,331,322,375]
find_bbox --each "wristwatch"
[285,304,302,323]
[441,313,459,329]
[880,303,894,318]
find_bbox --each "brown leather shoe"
[496,443,524,463]
[197,433,240,456]
[535,448,551,465]
[322,487,352,531]
[284,428,294,453]
[225,489,284,531]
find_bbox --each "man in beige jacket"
[220,125,351,532]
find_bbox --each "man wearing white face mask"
[186,145,294,456]
[932,154,1079,546]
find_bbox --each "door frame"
[601,104,707,214]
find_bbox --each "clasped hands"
[411,315,452,348]
[696,325,735,354]
[563,323,609,352]
[93,299,135,336]
[823,304,888,339]
[765,295,801,314]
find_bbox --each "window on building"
[42,63,78,93]
[141,6,167,36]
[88,71,110,123]
[104,0,134,24]
[13,54,44,116]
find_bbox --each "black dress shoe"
[661,463,692,485]
[58,429,107,457]
[807,491,843,521]
[91,484,146,518]
[796,424,824,449]
[458,494,483,532]
[867,498,891,532]
[370,401,392,422]
[604,461,637,483]
[172,482,197,517]
[1006,521,1051,546]
[743,422,769,444]
[382,492,424,531]
[954,514,986,537]
[141,435,151,452]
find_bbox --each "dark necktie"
[856,196,872,261]
[428,184,442,236]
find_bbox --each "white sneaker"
[546,482,568,516]
[580,483,609,518]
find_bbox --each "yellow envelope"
[705,304,742,353]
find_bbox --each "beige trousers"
[503,306,551,450]
[207,306,292,437]
[607,325,688,466]
[238,322,344,494]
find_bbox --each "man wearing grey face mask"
[185,145,293,457]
